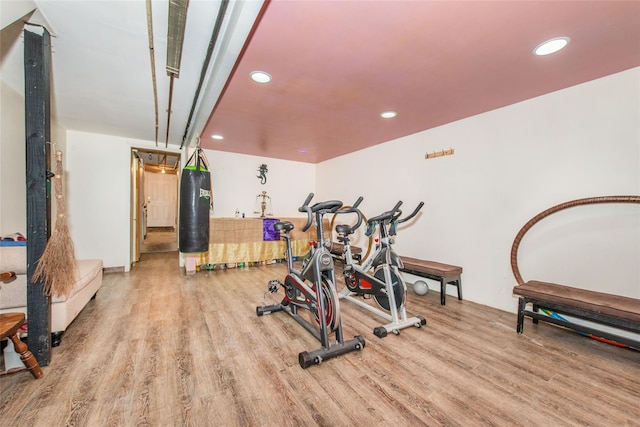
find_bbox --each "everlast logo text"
[200,188,211,200]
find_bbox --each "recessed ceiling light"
[298,148,308,153]
[250,71,272,84]
[211,134,224,140]
[380,111,397,119]
[533,37,570,56]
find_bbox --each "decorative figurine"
[257,164,268,184]
[253,191,273,218]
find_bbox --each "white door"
[145,172,177,228]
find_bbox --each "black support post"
[24,27,52,366]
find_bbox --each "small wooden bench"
[399,256,463,305]
[513,281,640,349]
[510,196,640,349]
[329,242,362,263]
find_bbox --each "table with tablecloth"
[192,217,329,266]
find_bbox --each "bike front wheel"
[372,266,406,311]
[312,276,341,332]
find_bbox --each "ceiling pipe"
[166,0,189,148]
[145,0,159,147]
[180,0,230,149]
[165,74,175,148]
[166,0,189,76]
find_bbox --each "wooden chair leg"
[8,334,44,379]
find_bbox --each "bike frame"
[256,193,365,368]
[338,199,426,338]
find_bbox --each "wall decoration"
[425,148,455,159]
[257,163,268,184]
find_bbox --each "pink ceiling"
[201,0,640,164]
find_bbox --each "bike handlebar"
[398,201,424,224]
[335,196,364,235]
[365,201,402,236]
[299,193,315,211]
[389,201,423,235]
[351,196,364,233]
[365,200,424,236]
[299,193,344,232]
[367,200,403,224]
[353,196,364,209]
[299,193,314,231]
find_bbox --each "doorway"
[131,149,181,261]
[142,171,178,253]
[145,171,177,228]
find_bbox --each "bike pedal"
[267,279,283,293]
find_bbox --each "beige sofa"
[0,245,103,346]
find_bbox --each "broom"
[32,150,78,297]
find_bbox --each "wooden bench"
[399,256,463,305]
[513,281,640,348]
[510,196,640,349]
[329,242,362,263]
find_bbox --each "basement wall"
[63,132,315,271]
[2,68,638,315]
[0,81,26,235]
[0,79,66,238]
[316,67,640,313]
[203,149,316,218]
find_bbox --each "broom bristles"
[31,150,78,297]
[32,223,77,297]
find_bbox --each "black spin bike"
[256,193,365,368]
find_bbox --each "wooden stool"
[1,313,44,378]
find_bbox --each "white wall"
[1,1,35,30]
[317,67,640,313]
[65,130,162,271]
[205,149,315,218]
[0,81,26,236]
[38,134,314,272]
[0,83,67,236]
[1,3,66,241]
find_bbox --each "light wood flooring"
[140,228,178,253]
[1,251,638,426]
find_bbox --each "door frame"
[130,148,181,265]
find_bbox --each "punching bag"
[179,148,212,253]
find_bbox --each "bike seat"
[274,221,294,232]
[335,224,352,236]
